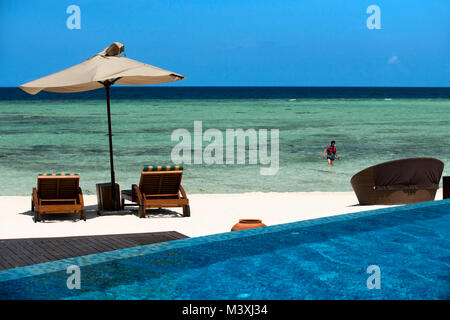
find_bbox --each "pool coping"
[1,198,449,282]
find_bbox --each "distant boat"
[288,99,296,101]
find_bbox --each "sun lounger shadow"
[118,206,184,218]
[20,204,99,222]
[141,207,184,218]
[347,203,363,207]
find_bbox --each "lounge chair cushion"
[142,165,183,172]
[38,173,79,176]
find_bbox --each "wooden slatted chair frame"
[32,174,85,222]
[121,166,190,218]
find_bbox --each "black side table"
[96,183,121,212]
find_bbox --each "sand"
[0,190,444,240]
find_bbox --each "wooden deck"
[0,231,188,271]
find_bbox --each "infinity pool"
[1,199,449,299]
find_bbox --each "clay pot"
[231,219,266,231]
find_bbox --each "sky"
[0,0,449,87]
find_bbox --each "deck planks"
[0,231,188,271]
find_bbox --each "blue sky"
[0,0,449,87]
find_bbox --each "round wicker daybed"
[350,157,444,205]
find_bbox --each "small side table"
[96,183,121,212]
[443,176,450,200]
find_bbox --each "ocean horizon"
[1,86,450,100]
[0,86,449,195]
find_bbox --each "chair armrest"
[78,187,84,207]
[179,185,188,199]
[133,184,143,204]
[32,188,39,207]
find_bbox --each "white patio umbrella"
[20,42,185,209]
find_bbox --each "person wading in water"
[323,140,338,166]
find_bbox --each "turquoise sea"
[0,87,449,195]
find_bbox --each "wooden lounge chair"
[32,173,85,222]
[121,165,190,218]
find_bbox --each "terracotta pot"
[231,219,266,231]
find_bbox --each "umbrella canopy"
[19,42,185,210]
[20,42,184,94]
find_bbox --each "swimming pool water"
[0,200,449,299]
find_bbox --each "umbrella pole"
[104,83,117,209]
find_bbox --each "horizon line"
[1,85,450,89]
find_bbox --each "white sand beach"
[0,190,444,240]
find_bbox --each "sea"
[0,87,449,195]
